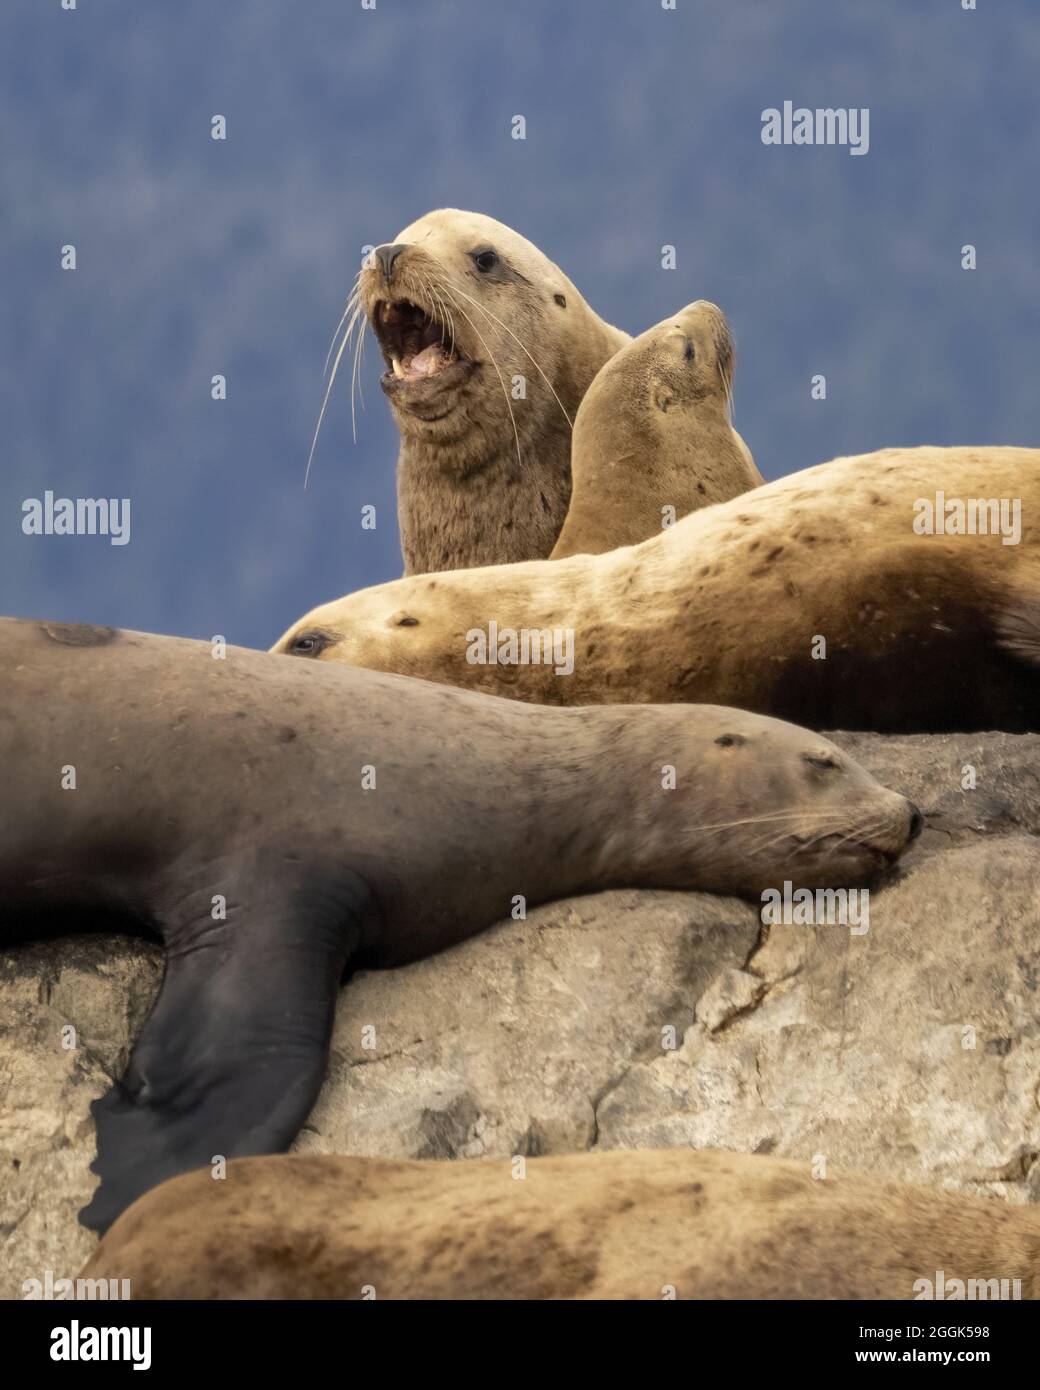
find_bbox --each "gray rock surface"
[2,731,1038,1296]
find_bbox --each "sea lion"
[0,617,918,1233]
[551,301,763,558]
[80,1148,1040,1300]
[274,446,1040,733]
[351,209,629,572]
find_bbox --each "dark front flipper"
[79,857,371,1234]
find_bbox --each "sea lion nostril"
[375,243,407,281]
[908,805,924,840]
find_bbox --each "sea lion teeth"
[391,356,405,378]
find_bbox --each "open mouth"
[371,299,467,385]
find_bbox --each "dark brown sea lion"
[0,617,917,1233]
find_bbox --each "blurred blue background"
[2,0,1037,650]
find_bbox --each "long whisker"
[323,278,361,379]
[356,285,372,418]
[306,274,369,479]
[321,302,352,383]
[407,272,438,362]
[440,285,458,359]
[418,272,454,360]
[745,812,896,858]
[415,273,440,336]
[305,325,352,489]
[432,278,574,429]
[750,823,867,856]
[344,294,369,443]
[423,275,456,359]
[690,808,875,836]
[436,283,522,473]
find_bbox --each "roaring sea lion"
[80,1148,1040,1300]
[0,617,918,1233]
[275,446,1040,733]
[350,209,629,572]
[551,301,763,558]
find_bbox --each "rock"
[2,732,1039,1295]
[0,939,163,1295]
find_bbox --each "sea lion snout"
[852,790,924,868]
[875,794,923,856]
[769,732,919,883]
[374,242,407,282]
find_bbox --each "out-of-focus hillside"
[1,0,1037,649]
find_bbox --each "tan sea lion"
[274,446,1040,733]
[0,618,917,1233]
[339,209,629,573]
[551,301,763,558]
[80,1148,1040,1300]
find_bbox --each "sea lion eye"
[472,249,498,273]
[715,733,746,747]
[684,339,695,361]
[554,293,567,308]
[803,753,840,771]
[289,630,330,658]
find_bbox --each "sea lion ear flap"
[79,855,371,1235]
[714,321,735,404]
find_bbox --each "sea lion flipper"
[79,861,371,1235]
